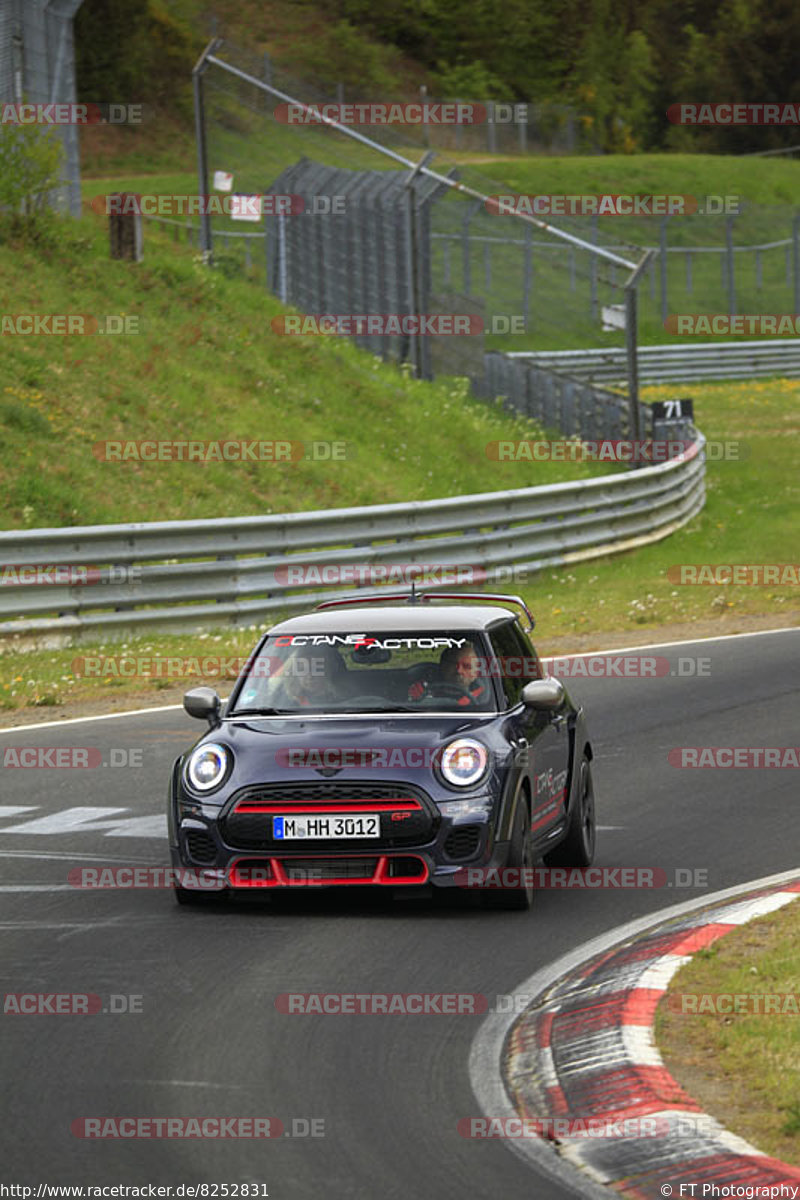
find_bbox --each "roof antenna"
[409,579,418,604]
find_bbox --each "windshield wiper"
[227,707,286,717]
[348,705,419,713]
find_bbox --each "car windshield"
[229,630,497,714]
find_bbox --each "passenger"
[277,644,345,707]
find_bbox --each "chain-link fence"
[432,204,800,341]
[189,39,653,443]
[0,0,84,216]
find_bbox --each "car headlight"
[184,743,230,793]
[439,739,489,788]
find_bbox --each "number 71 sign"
[652,398,694,422]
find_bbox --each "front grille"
[443,825,482,861]
[232,782,427,805]
[185,829,216,863]
[221,781,437,850]
[283,857,379,880]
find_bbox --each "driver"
[409,642,488,706]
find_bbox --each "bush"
[0,121,64,224]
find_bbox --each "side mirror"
[183,686,221,727]
[521,676,565,711]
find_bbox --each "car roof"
[268,604,521,634]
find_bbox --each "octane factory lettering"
[273,635,467,649]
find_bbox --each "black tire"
[543,754,596,869]
[482,796,535,912]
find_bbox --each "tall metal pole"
[659,216,669,326]
[192,40,221,262]
[625,250,654,459]
[792,214,800,315]
[725,215,736,316]
[403,152,435,380]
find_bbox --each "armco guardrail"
[480,351,651,440]
[509,341,800,385]
[0,440,705,642]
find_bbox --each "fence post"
[487,101,497,154]
[404,151,435,379]
[108,194,142,261]
[263,53,271,113]
[624,250,653,457]
[793,213,800,314]
[659,215,669,326]
[522,224,533,330]
[590,213,599,321]
[462,205,474,295]
[277,212,287,303]
[725,215,736,316]
[518,106,527,154]
[192,41,217,263]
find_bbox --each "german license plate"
[273,814,381,840]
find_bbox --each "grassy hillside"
[0,208,618,532]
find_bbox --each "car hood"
[221,711,497,748]
[192,712,507,795]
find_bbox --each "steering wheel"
[429,682,474,702]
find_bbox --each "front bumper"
[170,779,507,890]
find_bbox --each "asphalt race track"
[1,628,798,1198]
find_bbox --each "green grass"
[476,153,800,208]
[656,899,800,1167]
[0,205,616,534]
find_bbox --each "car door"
[489,620,570,849]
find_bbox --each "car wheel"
[543,754,595,869]
[482,796,535,912]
